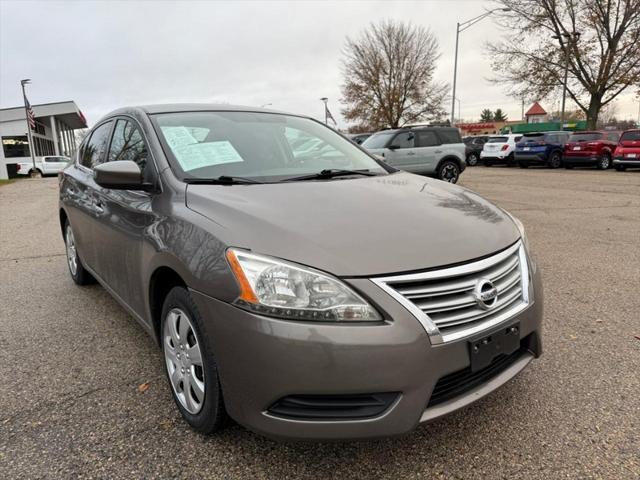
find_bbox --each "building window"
[2,136,30,158]
[33,122,45,136]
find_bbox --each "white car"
[480,134,522,166]
[16,156,71,177]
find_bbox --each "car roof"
[101,103,301,121]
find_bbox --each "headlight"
[226,249,382,322]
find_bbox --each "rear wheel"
[437,160,460,183]
[547,152,562,169]
[64,220,95,285]
[596,153,611,170]
[29,169,43,178]
[161,287,228,434]
[466,153,479,166]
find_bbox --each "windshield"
[152,111,389,182]
[362,132,395,149]
[569,133,602,142]
[620,131,640,142]
[487,137,507,143]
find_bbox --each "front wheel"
[161,287,227,434]
[596,153,611,170]
[437,160,460,183]
[466,153,479,166]
[548,152,562,169]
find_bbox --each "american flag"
[25,96,36,131]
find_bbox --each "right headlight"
[226,248,382,322]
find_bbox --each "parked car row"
[462,129,640,171]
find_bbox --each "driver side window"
[108,119,149,176]
[391,132,415,149]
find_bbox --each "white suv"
[480,134,522,166]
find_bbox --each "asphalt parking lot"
[1,167,639,479]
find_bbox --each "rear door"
[414,130,441,170]
[92,117,157,316]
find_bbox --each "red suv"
[563,131,620,170]
[613,129,640,171]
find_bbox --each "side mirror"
[387,144,400,151]
[94,160,153,191]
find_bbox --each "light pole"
[451,8,510,125]
[454,97,461,123]
[552,31,581,129]
[20,79,37,175]
[320,97,328,124]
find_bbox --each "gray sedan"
[59,104,543,440]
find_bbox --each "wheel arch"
[436,155,463,172]
[148,265,188,345]
[59,208,68,237]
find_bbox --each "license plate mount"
[468,324,520,373]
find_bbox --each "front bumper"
[190,263,543,441]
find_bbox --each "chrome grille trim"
[371,241,531,344]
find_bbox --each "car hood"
[186,172,520,276]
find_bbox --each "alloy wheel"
[164,308,205,414]
[65,225,78,276]
[598,154,610,169]
[467,154,478,166]
[440,163,459,183]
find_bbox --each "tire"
[161,286,228,434]
[64,220,95,285]
[466,153,479,166]
[547,152,562,169]
[437,160,460,183]
[30,169,43,178]
[596,153,611,170]
[614,165,626,171]
[518,161,529,169]
[506,153,515,167]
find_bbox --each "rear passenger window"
[81,122,113,169]
[108,119,149,175]
[438,130,462,144]
[390,132,415,149]
[416,131,440,147]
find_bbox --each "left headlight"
[226,248,382,322]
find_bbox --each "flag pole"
[20,79,37,176]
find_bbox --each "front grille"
[268,393,399,420]
[427,344,527,407]
[373,242,529,343]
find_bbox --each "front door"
[384,132,418,169]
[93,118,157,318]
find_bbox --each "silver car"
[59,105,542,441]
[362,127,466,183]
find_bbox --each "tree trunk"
[585,94,603,130]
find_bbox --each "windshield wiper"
[184,175,264,185]
[283,169,378,182]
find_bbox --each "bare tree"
[488,0,640,128]
[340,20,448,130]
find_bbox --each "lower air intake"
[268,392,399,420]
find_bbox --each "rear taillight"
[501,145,509,151]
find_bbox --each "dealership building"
[0,101,88,179]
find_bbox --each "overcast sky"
[1,0,638,128]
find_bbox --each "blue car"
[515,131,571,168]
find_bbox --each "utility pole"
[20,79,37,175]
[553,31,581,130]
